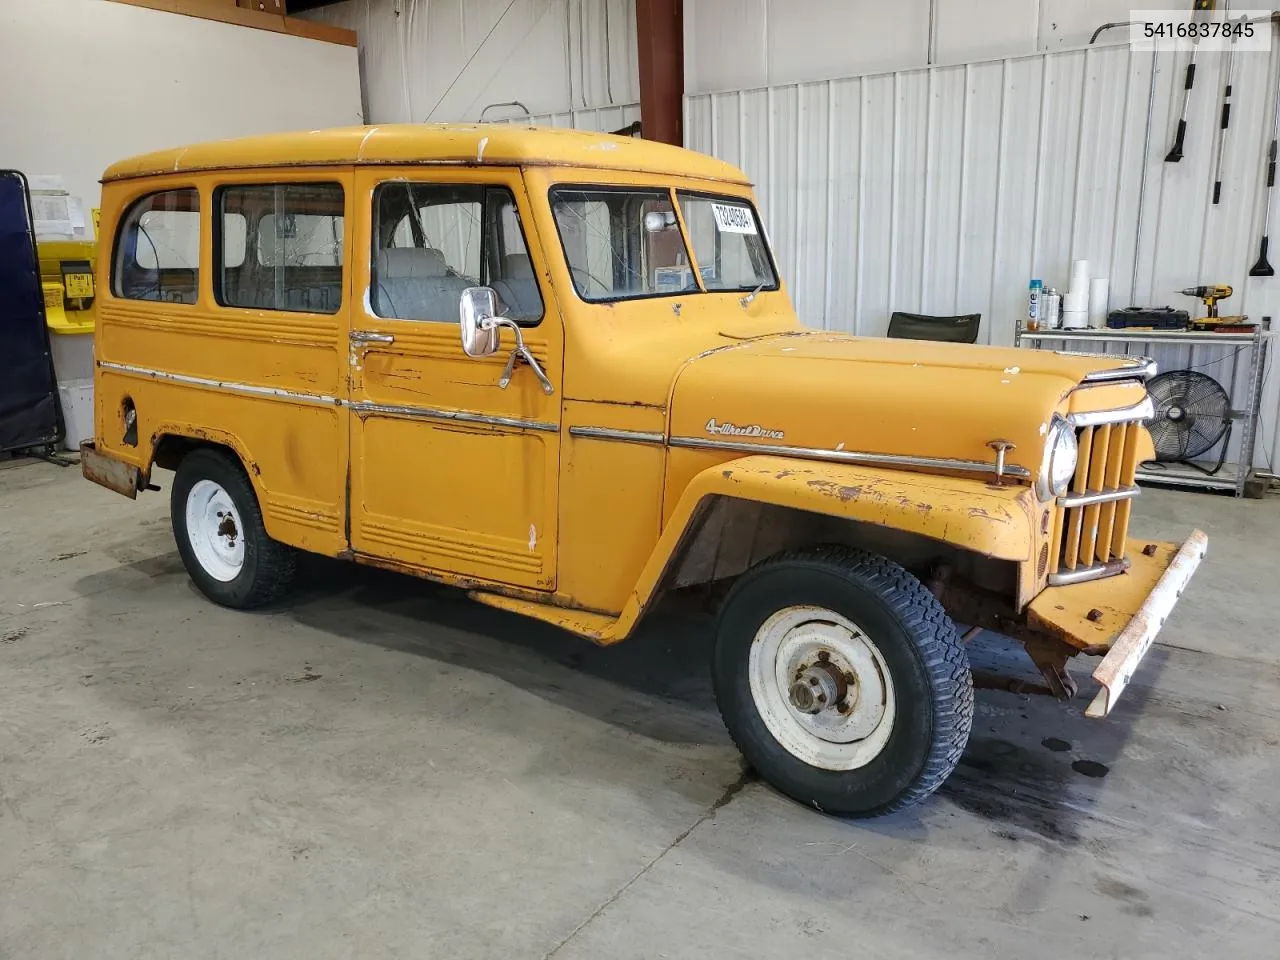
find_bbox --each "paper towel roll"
[1071,259,1089,281]
[1062,309,1089,329]
[1088,278,1109,328]
[1064,291,1089,312]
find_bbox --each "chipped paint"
[476,136,489,161]
[528,524,537,552]
[1003,366,1021,375]
[356,126,380,159]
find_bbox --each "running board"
[467,591,623,644]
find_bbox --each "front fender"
[609,454,1038,641]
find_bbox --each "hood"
[668,331,1147,480]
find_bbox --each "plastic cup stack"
[1088,278,1109,328]
[1063,259,1090,329]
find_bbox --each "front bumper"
[1026,530,1209,718]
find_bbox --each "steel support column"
[635,0,683,145]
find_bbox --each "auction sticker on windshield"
[712,202,757,234]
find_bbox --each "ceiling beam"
[105,0,355,46]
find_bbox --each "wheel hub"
[185,479,246,583]
[788,658,849,714]
[747,606,897,772]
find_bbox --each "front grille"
[1048,420,1143,584]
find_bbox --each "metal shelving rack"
[1015,327,1273,497]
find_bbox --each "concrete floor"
[1,457,1278,959]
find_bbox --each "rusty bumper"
[80,440,146,499]
[1027,529,1209,718]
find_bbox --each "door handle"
[350,330,395,344]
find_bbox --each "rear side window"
[112,188,200,304]
[215,183,344,315]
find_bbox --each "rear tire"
[171,448,296,609]
[712,546,972,817]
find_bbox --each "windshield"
[549,186,777,303]
[676,192,777,293]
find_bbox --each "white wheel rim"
[748,605,896,771]
[185,479,245,582]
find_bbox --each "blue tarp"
[0,171,62,452]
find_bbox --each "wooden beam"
[635,0,683,146]
[105,0,356,47]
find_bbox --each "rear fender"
[608,454,1038,641]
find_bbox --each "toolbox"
[1106,306,1190,330]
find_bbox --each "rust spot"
[836,485,863,502]
[1142,543,1158,556]
[775,470,795,479]
[1086,608,1103,622]
[721,469,734,479]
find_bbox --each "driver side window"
[371,182,543,325]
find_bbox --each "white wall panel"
[302,0,637,122]
[0,0,362,234]
[686,41,1280,468]
[688,0,1199,93]
[496,104,642,132]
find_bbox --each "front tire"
[712,546,973,817]
[171,448,296,609]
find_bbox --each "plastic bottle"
[1027,279,1043,331]
[1043,288,1061,329]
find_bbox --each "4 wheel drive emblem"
[705,418,785,440]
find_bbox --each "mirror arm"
[483,317,555,395]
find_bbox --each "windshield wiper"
[739,281,767,307]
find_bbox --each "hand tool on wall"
[1211,10,1244,204]
[1167,0,1219,162]
[1249,14,1280,275]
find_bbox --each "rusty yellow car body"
[83,125,1205,815]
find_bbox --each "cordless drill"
[1180,284,1232,318]
[1179,284,1247,328]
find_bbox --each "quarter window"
[371,183,543,324]
[112,188,200,304]
[215,183,344,314]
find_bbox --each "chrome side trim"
[1080,356,1157,383]
[99,360,341,406]
[349,401,557,433]
[1057,485,1140,508]
[568,426,665,445]
[666,435,1033,479]
[1047,558,1130,587]
[1067,397,1154,428]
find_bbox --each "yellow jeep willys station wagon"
[82,125,1206,816]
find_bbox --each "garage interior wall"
[686,37,1280,470]
[0,0,363,241]
[300,0,639,123]
[686,0,1190,93]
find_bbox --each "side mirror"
[460,286,501,358]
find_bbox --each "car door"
[347,167,562,591]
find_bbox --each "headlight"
[1039,417,1077,499]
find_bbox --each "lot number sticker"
[712,203,757,235]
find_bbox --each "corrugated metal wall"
[685,40,1280,469]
